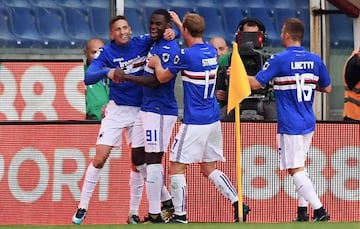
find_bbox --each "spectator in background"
[209,36,229,58]
[248,18,331,222]
[83,38,109,120]
[343,49,360,123]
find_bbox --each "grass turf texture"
[0,222,358,229]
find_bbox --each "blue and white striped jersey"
[85,35,152,107]
[255,46,331,134]
[168,43,220,124]
[142,38,180,116]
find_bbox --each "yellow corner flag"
[227,42,251,222]
[227,42,251,114]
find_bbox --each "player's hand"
[101,103,108,118]
[216,90,226,101]
[112,68,126,83]
[169,11,181,27]
[148,55,161,68]
[164,28,175,40]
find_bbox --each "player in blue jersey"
[72,15,176,225]
[147,12,250,223]
[113,9,180,223]
[249,18,332,222]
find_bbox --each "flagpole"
[226,42,251,223]
[235,105,243,222]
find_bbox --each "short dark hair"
[237,18,265,32]
[109,15,127,30]
[151,9,171,23]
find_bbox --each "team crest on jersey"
[174,55,180,64]
[162,53,170,62]
[262,54,274,70]
[263,61,270,70]
[94,48,102,59]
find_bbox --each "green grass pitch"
[0,222,359,229]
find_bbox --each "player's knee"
[132,147,146,166]
[146,152,163,164]
[288,167,304,176]
[93,145,111,168]
[92,157,107,168]
[200,168,210,177]
[169,162,187,175]
[200,164,216,177]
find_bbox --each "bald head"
[84,38,105,64]
[209,36,229,57]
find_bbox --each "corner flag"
[227,42,251,222]
[227,42,251,113]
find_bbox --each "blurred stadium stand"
[246,7,280,46]
[192,0,218,7]
[165,0,193,7]
[295,9,311,47]
[140,0,165,7]
[0,7,19,48]
[329,13,354,48]
[167,6,195,17]
[52,0,83,8]
[28,0,59,8]
[124,7,146,37]
[0,0,355,52]
[8,6,45,48]
[2,0,32,7]
[241,0,268,8]
[36,7,73,48]
[195,6,226,42]
[62,7,93,48]
[88,6,111,42]
[267,0,296,9]
[223,6,248,43]
[81,0,109,8]
[274,8,298,30]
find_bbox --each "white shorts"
[140,111,177,153]
[277,132,314,170]
[96,100,144,148]
[170,121,225,164]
